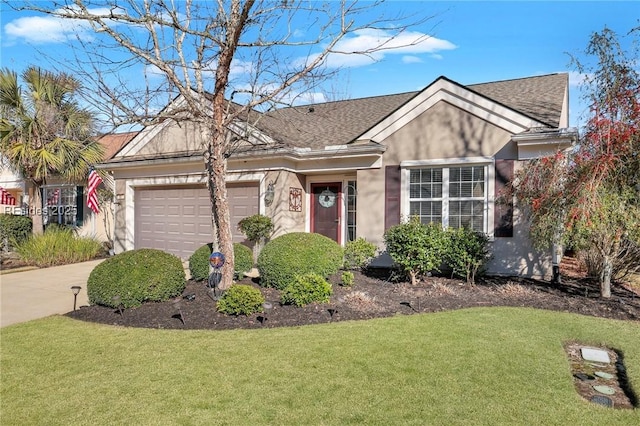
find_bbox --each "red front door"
[311,183,342,244]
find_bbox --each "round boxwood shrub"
[217,284,265,316]
[257,232,343,289]
[188,243,254,281]
[88,248,186,308]
[280,273,333,307]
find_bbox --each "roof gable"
[356,76,554,143]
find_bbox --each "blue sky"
[1,1,638,129]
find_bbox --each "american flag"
[0,186,17,205]
[47,188,60,206]
[87,168,103,214]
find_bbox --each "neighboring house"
[103,73,577,278]
[0,131,137,243]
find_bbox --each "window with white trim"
[408,165,486,232]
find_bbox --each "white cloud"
[4,7,123,44]
[402,55,423,64]
[304,29,456,69]
[430,53,443,60]
[3,7,116,45]
[4,15,93,44]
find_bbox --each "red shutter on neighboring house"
[494,159,514,237]
[384,165,401,230]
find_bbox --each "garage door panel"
[135,184,259,259]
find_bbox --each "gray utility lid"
[581,347,611,363]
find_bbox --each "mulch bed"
[66,268,640,330]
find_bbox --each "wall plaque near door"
[318,188,336,208]
[289,187,302,212]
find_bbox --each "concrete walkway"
[1,259,105,327]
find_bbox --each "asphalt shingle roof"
[256,73,567,149]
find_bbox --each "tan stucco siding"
[355,168,386,246]
[488,160,551,278]
[135,122,207,156]
[382,100,513,163]
[113,179,128,254]
[264,170,306,238]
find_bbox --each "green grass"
[1,308,639,425]
[15,227,103,267]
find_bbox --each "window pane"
[460,182,472,197]
[450,182,460,197]
[409,184,421,198]
[473,182,484,197]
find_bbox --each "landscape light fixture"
[70,286,81,311]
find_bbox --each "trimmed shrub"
[280,273,333,307]
[188,243,254,281]
[88,249,185,308]
[341,271,355,287]
[15,226,103,267]
[0,214,32,251]
[238,214,274,242]
[444,227,491,285]
[384,217,448,285]
[343,237,377,270]
[257,232,343,289]
[217,284,265,315]
[238,214,274,262]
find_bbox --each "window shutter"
[494,160,513,237]
[384,165,401,230]
[76,186,84,227]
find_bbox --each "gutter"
[96,143,386,170]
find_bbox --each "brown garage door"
[134,183,259,259]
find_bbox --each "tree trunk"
[206,131,235,291]
[600,256,612,298]
[28,183,44,235]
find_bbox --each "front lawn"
[1,308,638,424]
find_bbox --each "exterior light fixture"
[264,181,275,207]
[70,286,82,311]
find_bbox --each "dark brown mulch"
[66,268,640,330]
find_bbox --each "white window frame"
[400,157,495,235]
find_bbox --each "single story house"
[103,73,577,278]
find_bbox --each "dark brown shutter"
[494,160,514,237]
[385,165,401,230]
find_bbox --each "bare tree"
[12,0,436,289]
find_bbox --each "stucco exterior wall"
[135,122,207,156]
[487,160,551,279]
[264,170,306,238]
[383,101,513,162]
[113,179,129,255]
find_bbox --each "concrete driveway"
[1,259,104,327]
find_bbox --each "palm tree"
[0,66,103,233]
